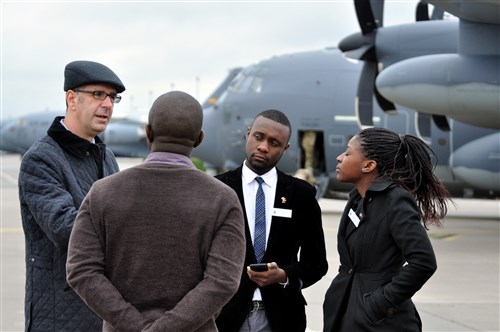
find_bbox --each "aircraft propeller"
[339,0,396,128]
[340,0,452,133]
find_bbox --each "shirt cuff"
[279,277,289,288]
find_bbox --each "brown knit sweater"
[67,163,246,331]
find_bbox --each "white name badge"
[272,208,292,218]
[348,208,361,228]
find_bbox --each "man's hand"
[247,262,287,287]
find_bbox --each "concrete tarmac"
[1,155,499,331]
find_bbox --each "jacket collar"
[47,116,106,159]
[348,177,395,200]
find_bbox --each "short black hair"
[254,109,292,141]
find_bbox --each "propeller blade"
[347,0,390,128]
[416,2,430,21]
[355,62,377,128]
[416,1,444,21]
[374,84,397,113]
[354,0,383,35]
[369,0,385,26]
[431,6,445,20]
[433,115,451,131]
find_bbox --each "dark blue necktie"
[254,177,266,263]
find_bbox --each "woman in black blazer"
[323,127,451,332]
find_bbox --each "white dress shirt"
[242,162,277,301]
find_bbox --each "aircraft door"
[295,130,327,196]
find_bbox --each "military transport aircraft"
[0,111,149,158]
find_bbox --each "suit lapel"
[274,171,293,210]
[265,171,293,259]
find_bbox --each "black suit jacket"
[215,166,328,332]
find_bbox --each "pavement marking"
[1,171,18,186]
[428,233,463,241]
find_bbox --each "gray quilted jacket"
[18,116,119,331]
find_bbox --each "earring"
[361,168,365,173]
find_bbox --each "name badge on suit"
[272,208,292,218]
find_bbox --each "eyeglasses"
[74,89,122,104]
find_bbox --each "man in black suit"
[215,109,328,332]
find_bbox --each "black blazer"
[215,166,328,332]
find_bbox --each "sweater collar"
[143,151,196,169]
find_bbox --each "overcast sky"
[1,1,419,120]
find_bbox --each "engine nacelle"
[376,54,500,129]
[451,132,500,192]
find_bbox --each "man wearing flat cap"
[18,60,125,331]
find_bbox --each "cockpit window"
[228,65,266,93]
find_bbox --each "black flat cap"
[64,60,125,93]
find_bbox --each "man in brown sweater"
[66,91,246,331]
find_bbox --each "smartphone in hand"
[249,263,268,272]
